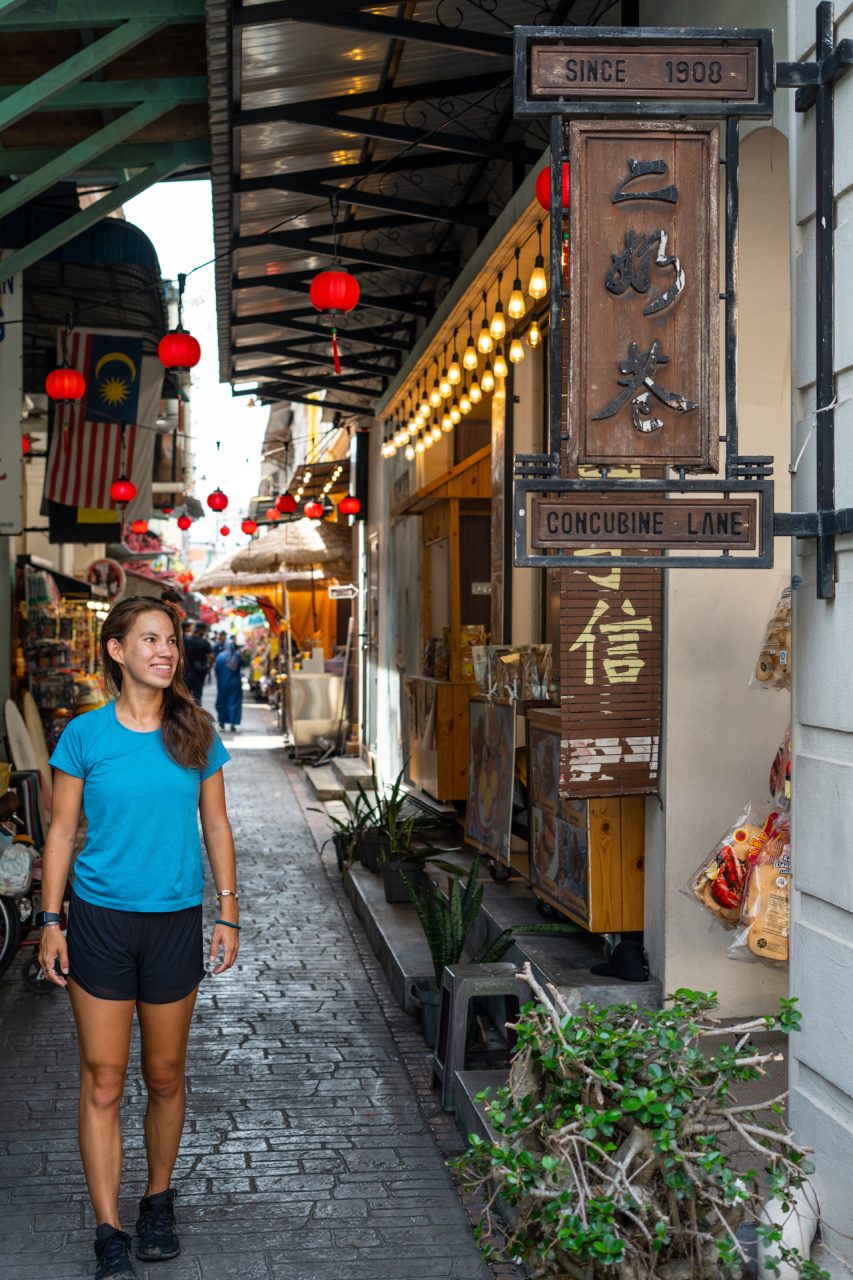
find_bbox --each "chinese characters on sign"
[568,121,719,469]
[560,549,662,797]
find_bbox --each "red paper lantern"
[177,514,192,531]
[109,475,137,505]
[266,507,281,522]
[46,365,86,402]
[207,488,228,512]
[304,499,324,520]
[130,519,148,535]
[220,524,230,536]
[241,518,258,536]
[161,507,173,515]
[21,434,30,456]
[535,162,570,212]
[339,495,361,516]
[309,269,360,315]
[276,492,297,515]
[158,328,201,371]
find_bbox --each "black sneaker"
[135,1187,180,1261]
[94,1224,135,1279]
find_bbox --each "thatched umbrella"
[193,567,320,593]
[231,518,352,578]
[230,518,353,635]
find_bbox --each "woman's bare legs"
[67,980,135,1228]
[137,987,198,1196]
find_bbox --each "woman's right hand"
[39,926,69,987]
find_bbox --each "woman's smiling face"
[107,609,180,690]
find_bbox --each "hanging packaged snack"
[769,727,792,812]
[751,587,792,690]
[686,806,785,927]
[728,825,792,966]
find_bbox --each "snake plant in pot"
[309,788,372,873]
[355,763,459,895]
[404,857,579,1047]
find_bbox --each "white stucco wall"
[644,125,793,1015]
[788,1,853,1261]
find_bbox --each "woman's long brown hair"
[100,597,214,771]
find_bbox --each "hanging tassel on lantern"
[331,327,341,375]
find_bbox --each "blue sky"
[124,180,265,555]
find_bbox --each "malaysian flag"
[44,327,162,521]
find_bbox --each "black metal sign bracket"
[775,2,853,598]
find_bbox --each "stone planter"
[381,860,429,904]
[411,980,442,1048]
[357,829,390,873]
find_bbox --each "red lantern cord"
[331,328,341,375]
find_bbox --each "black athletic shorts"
[67,890,206,1004]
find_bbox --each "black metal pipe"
[549,113,563,461]
[724,117,740,477]
[815,0,837,599]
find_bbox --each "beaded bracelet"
[214,918,241,931]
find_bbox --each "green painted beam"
[0,20,167,133]
[0,140,210,175]
[0,99,181,220]
[0,0,203,27]
[0,154,184,278]
[0,77,207,111]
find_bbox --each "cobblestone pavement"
[0,698,498,1280]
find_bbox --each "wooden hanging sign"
[530,45,757,101]
[568,120,719,472]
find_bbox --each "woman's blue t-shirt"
[49,701,230,912]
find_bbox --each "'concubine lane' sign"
[533,495,758,551]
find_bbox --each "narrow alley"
[0,698,494,1280]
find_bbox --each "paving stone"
[0,697,508,1279]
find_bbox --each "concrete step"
[342,863,434,1010]
[331,757,374,791]
[306,765,345,802]
[324,800,351,826]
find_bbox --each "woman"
[38,597,239,1280]
[214,637,243,732]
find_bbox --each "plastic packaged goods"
[686,806,786,927]
[728,826,792,966]
[751,587,792,690]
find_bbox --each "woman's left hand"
[209,920,240,974]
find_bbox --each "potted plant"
[453,966,819,1280]
[354,762,453,887]
[404,857,579,1047]
[309,788,372,873]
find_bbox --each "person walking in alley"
[214,636,243,732]
[37,597,240,1280]
[183,620,214,705]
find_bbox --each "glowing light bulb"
[450,399,461,424]
[470,379,482,403]
[424,428,435,449]
[420,394,430,417]
[508,282,526,320]
[481,361,495,393]
[387,437,397,457]
[527,319,542,348]
[429,379,442,408]
[489,304,506,342]
[509,336,525,364]
[463,338,478,371]
[410,417,421,437]
[415,434,425,454]
[439,368,451,398]
[528,256,547,300]
[441,414,452,434]
[494,347,508,379]
[448,355,461,385]
[405,442,415,461]
[459,389,472,415]
[477,318,493,355]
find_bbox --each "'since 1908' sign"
[530,45,757,100]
